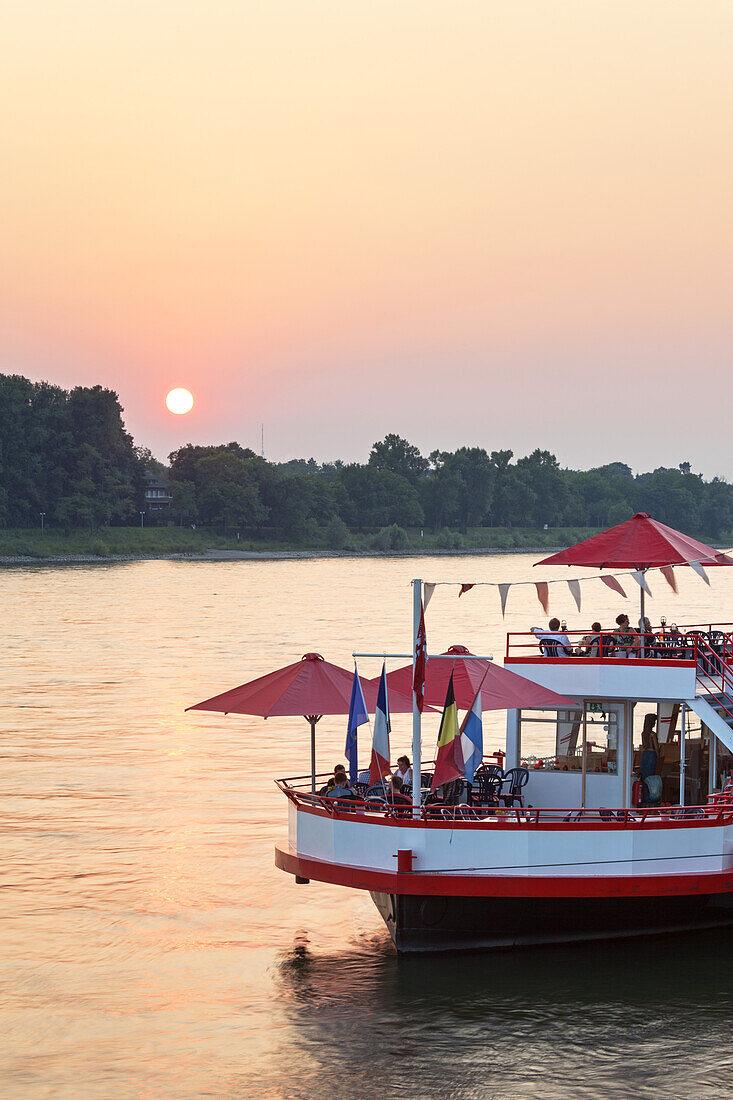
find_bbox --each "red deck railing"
[505,623,733,665]
[276,778,733,829]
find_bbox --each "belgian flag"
[430,670,465,790]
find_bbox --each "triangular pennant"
[535,581,549,615]
[423,582,436,610]
[567,579,582,613]
[459,584,474,598]
[498,583,511,617]
[689,560,710,585]
[660,565,678,594]
[600,575,627,598]
[631,570,652,596]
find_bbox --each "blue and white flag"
[370,661,391,785]
[460,688,483,784]
[345,667,369,783]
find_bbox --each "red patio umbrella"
[377,644,576,711]
[536,512,733,647]
[187,652,417,792]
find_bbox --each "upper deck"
[504,622,733,702]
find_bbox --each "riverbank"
[0,524,602,564]
[2,524,730,564]
[0,545,566,565]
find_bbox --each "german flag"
[430,670,465,790]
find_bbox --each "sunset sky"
[2,1,732,473]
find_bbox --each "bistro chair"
[657,631,686,660]
[475,763,504,781]
[708,630,727,677]
[471,771,503,807]
[685,630,713,674]
[539,638,560,658]
[386,793,412,817]
[500,767,529,807]
[330,791,358,813]
[439,779,463,806]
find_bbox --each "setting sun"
[165,388,194,415]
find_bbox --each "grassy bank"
[3,524,731,561]
[1,524,605,560]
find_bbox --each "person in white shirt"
[531,618,574,656]
[393,755,413,785]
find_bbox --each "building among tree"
[143,469,172,514]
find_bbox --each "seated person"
[386,775,411,811]
[326,773,356,801]
[318,765,349,796]
[531,618,574,656]
[577,622,603,656]
[612,613,637,656]
[393,755,413,785]
[638,616,654,654]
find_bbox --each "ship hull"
[370,889,733,953]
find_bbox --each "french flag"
[369,661,391,785]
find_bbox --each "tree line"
[168,434,733,543]
[2,373,732,543]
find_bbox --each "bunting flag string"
[415,546,732,616]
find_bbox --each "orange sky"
[2,1,732,471]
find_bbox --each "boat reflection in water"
[268,926,733,1100]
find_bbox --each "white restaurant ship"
[274,518,733,953]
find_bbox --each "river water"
[3,554,733,1099]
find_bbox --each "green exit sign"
[587,701,603,713]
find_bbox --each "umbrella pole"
[640,578,645,658]
[307,715,321,794]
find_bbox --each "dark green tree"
[369,434,428,486]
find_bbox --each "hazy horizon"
[3,1,732,477]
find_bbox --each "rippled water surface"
[3,555,733,1099]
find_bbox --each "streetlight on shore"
[139,511,145,528]
[40,512,46,532]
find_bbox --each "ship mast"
[412,578,422,811]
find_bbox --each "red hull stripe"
[275,843,733,899]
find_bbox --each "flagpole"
[412,578,422,813]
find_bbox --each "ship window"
[519,704,619,774]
